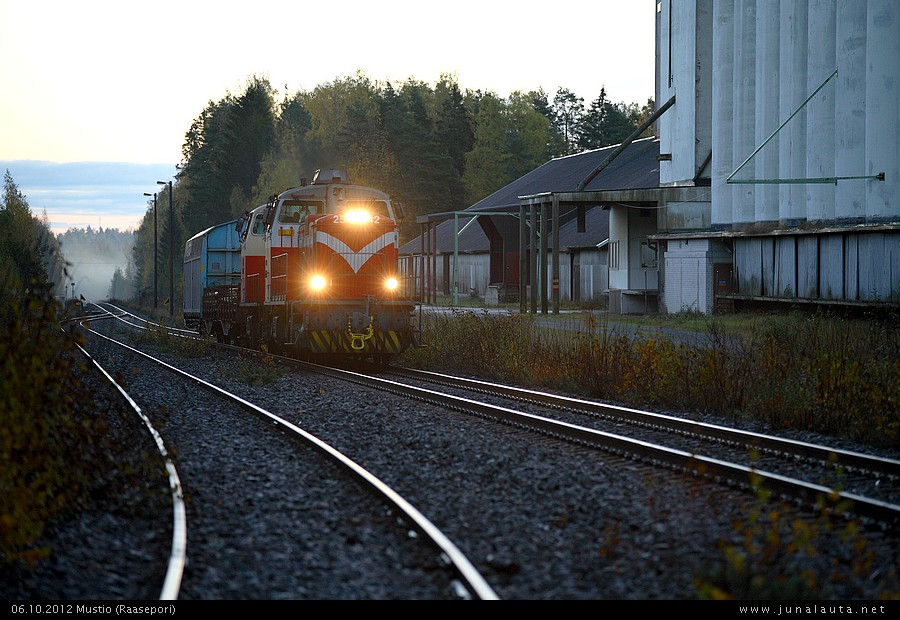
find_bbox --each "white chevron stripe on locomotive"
[316,231,396,273]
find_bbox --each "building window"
[609,240,619,269]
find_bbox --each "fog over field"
[57,228,134,302]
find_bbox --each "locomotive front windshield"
[279,199,391,224]
[280,199,323,224]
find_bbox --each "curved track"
[63,318,187,600]
[80,304,499,600]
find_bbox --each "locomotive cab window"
[280,200,322,224]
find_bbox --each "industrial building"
[654,0,898,313]
[403,0,898,314]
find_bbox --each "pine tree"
[529,88,567,157]
[552,88,584,155]
[578,87,611,150]
[578,88,643,150]
[0,170,52,300]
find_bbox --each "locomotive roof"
[275,182,391,202]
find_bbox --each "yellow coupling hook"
[347,317,374,351]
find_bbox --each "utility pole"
[157,180,174,317]
[143,192,158,308]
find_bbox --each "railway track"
[77,306,498,600]
[95,302,900,526]
[380,366,900,527]
[76,303,899,599]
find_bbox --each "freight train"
[183,169,417,364]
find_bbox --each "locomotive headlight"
[385,277,399,291]
[343,209,372,224]
[309,275,327,291]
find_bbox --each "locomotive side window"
[251,214,265,236]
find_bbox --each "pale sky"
[1,0,657,233]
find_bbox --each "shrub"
[399,308,900,450]
[0,291,102,567]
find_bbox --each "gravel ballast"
[3,317,898,601]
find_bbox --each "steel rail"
[81,321,500,601]
[63,316,187,601]
[88,305,900,526]
[301,362,900,528]
[388,366,900,478]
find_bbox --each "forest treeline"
[3,73,653,307]
[1,170,140,568]
[0,170,65,302]
[1,170,134,303]
[126,73,653,307]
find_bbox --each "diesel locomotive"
[184,169,417,363]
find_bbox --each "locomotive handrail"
[246,272,262,305]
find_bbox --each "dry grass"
[401,308,900,450]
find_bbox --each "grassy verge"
[400,306,900,598]
[400,307,900,451]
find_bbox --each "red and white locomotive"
[184,169,417,363]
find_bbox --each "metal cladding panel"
[732,231,900,304]
[312,220,398,299]
[203,220,242,288]
[845,235,861,301]
[819,235,845,300]
[760,237,776,298]
[735,238,761,296]
[797,236,820,298]
[183,258,202,317]
[705,0,899,228]
[858,232,900,303]
[184,220,241,317]
[774,237,797,298]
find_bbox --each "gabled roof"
[468,136,659,212]
[399,137,660,255]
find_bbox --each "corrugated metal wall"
[710,0,898,227]
[733,232,900,303]
[658,0,898,312]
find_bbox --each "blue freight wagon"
[183,219,241,328]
